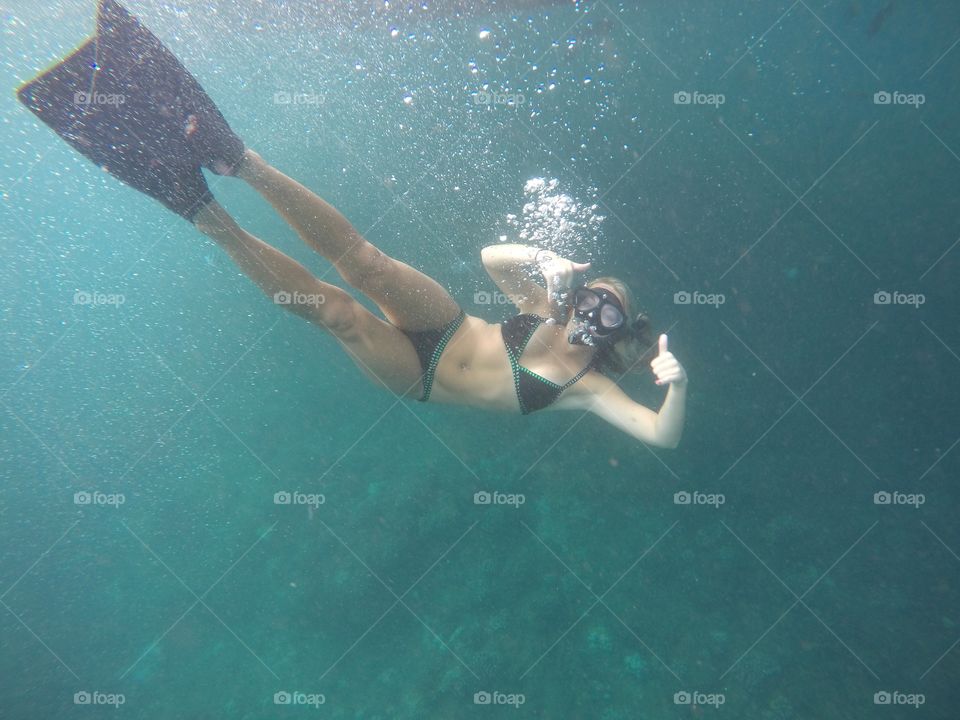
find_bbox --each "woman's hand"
[535,250,590,306]
[651,334,687,386]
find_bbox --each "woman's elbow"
[648,432,681,449]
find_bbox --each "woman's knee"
[338,241,391,292]
[282,283,358,336]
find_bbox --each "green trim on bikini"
[507,315,592,414]
[420,310,466,402]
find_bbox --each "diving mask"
[567,286,627,346]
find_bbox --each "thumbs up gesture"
[650,334,687,386]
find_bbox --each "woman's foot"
[231,149,267,182]
[211,149,256,177]
[210,159,237,176]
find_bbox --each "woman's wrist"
[546,278,571,305]
[545,276,572,321]
[527,247,572,317]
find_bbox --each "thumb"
[658,334,668,356]
[572,261,591,272]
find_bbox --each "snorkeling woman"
[194,150,687,447]
[18,0,687,448]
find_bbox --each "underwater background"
[2,0,959,717]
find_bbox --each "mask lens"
[574,289,599,312]
[599,303,624,329]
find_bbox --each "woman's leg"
[192,201,424,396]
[232,151,460,331]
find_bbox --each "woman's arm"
[562,335,688,447]
[569,372,686,448]
[481,244,590,318]
[480,244,551,315]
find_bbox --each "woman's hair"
[585,276,657,376]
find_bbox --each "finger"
[658,334,668,356]
[573,261,591,271]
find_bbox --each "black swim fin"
[17,0,244,221]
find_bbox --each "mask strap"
[630,313,650,338]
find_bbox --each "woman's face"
[565,283,627,346]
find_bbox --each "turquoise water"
[2,1,959,717]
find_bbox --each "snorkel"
[568,316,602,346]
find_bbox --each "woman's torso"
[427,314,594,411]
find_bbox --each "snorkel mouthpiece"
[568,319,598,346]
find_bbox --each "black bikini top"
[501,314,593,415]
